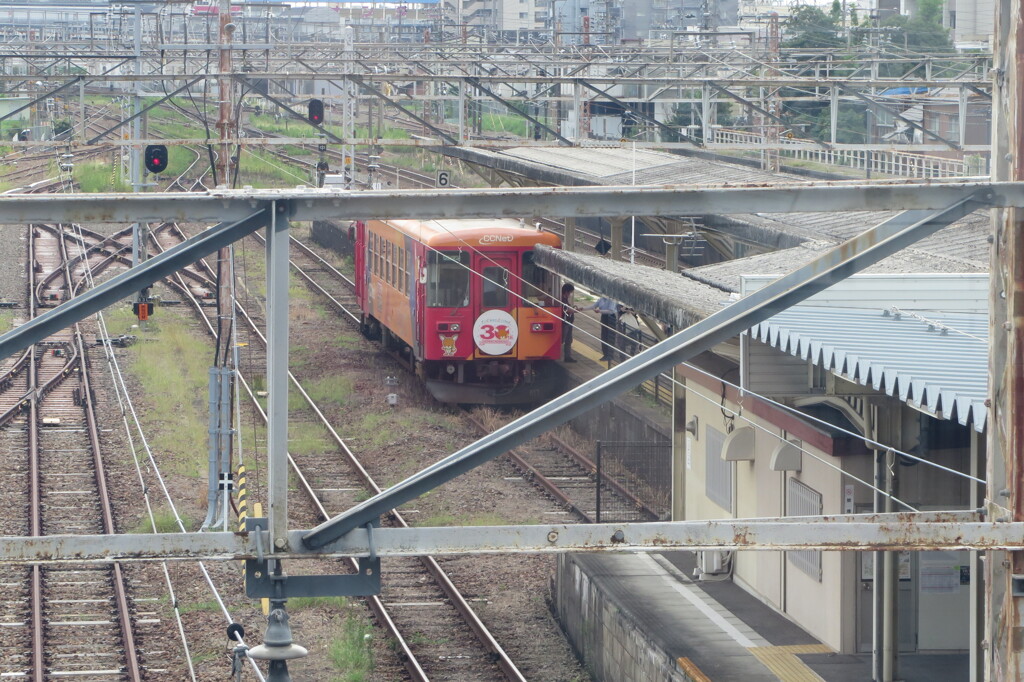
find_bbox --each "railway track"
[220,227,526,680]
[0,223,176,679]
[276,224,669,523]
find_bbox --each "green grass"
[355,126,411,140]
[350,412,399,447]
[328,615,375,682]
[152,120,207,140]
[288,422,332,456]
[177,600,222,615]
[190,651,218,665]
[238,148,312,187]
[482,112,529,137]
[163,146,195,177]
[116,306,213,477]
[289,596,349,610]
[73,160,130,192]
[128,507,190,534]
[0,310,13,332]
[304,374,355,407]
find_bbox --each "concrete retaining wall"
[553,554,689,682]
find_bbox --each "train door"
[472,254,517,357]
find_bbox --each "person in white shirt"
[588,296,618,360]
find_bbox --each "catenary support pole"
[988,0,1023,677]
[266,202,290,551]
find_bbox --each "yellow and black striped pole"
[236,464,248,532]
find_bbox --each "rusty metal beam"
[5,512,1024,564]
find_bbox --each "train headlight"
[450,323,461,332]
[531,323,542,332]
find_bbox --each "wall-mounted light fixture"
[685,415,699,439]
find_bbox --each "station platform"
[555,551,969,682]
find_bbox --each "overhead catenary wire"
[64,216,266,681]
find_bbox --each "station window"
[521,251,553,304]
[427,250,470,307]
[787,478,823,581]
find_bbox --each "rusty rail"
[162,221,526,682]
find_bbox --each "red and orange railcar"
[354,218,564,404]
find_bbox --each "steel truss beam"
[466,76,571,145]
[840,83,961,151]
[85,76,205,145]
[350,77,458,145]
[303,196,980,547]
[0,182,1014,227]
[232,75,348,146]
[3,513,1021,565]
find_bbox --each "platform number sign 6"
[436,170,451,188]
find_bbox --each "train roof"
[377,218,562,249]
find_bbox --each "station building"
[462,144,988,676]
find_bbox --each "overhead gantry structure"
[0,13,993,156]
[0,180,1021,674]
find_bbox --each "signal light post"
[308,98,324,124]
[144,144,167,174]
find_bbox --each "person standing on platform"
[560,283,579,362]
[588,296,618,360]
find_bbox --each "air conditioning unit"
[695,550,730,579]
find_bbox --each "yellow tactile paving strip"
[748,644,832,681]
[677,644,832,681]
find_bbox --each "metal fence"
[594,440,672,523]
[711,128,981,178]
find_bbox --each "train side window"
[481,266,509,308]
[385,241,392,284]
[371,233,379,277]
[427,250,470,308]
[398,247,406,293]
[522,251,553,304]
[390,243,398,286]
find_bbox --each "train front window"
[427,250,470,307]
[481,266,509,308]
[522,251,553,304]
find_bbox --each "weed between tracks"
[107,306,211,478]
[284,596,376,682]
[73,160,130,192]
[128,507,193,534]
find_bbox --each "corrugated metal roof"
[687,240,986,293]
[750,306,988,431]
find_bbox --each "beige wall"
[677,369,862,652]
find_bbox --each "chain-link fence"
[594,440,672,523]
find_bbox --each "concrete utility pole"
[987,0,1024,678]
